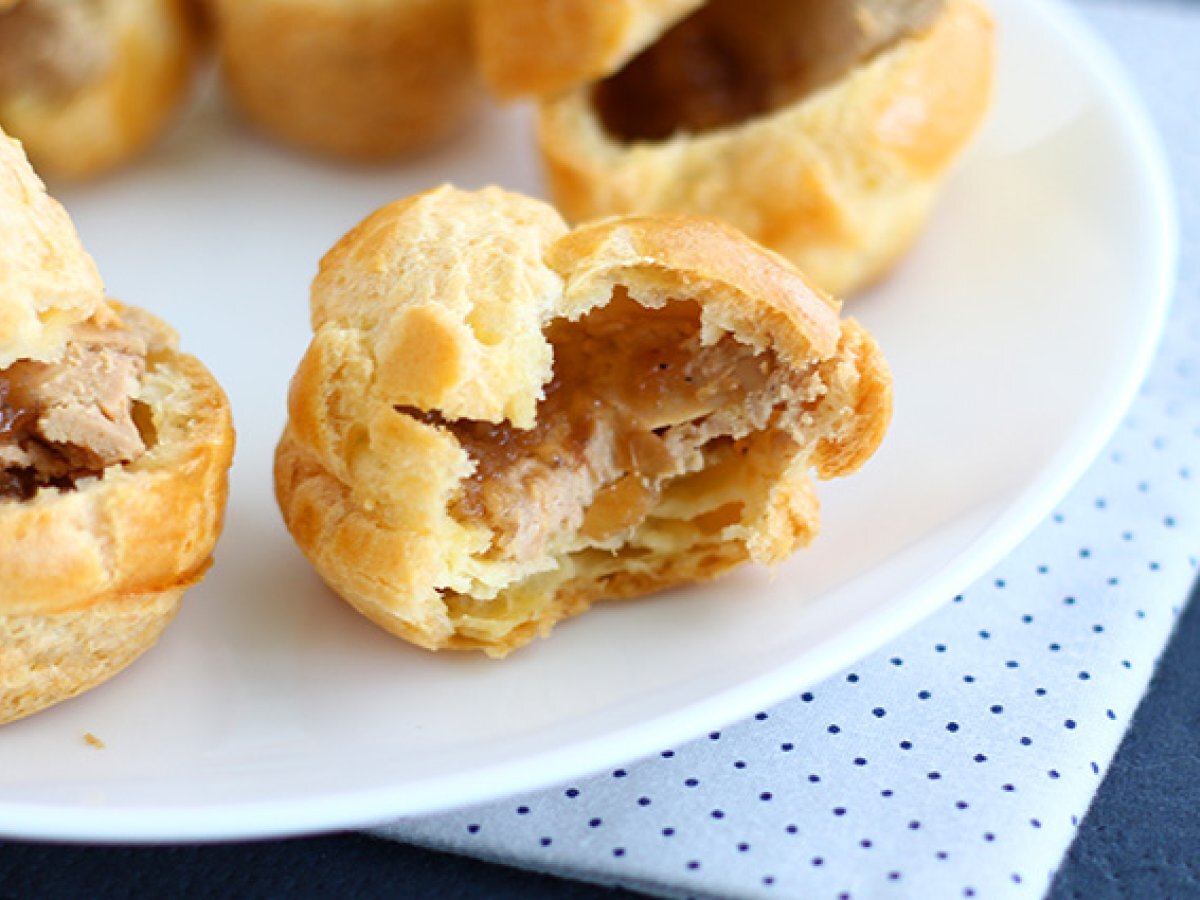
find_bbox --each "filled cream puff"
[0,132,234,724]
[275,186,892,656]
[476,0,995,296]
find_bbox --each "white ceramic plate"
[0,0,1174,842]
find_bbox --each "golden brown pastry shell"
[0,308,235,620]
[0,131,234,723]
[0,0,202,181]
[1,585,187,725]
[536,0,994,297]
[0,304,235,723]
[275,186,891,656]
[474,0,705,99]
[211,0,478,162]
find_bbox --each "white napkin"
[380,3,1200,896]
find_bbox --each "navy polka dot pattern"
[385,5,1200,897]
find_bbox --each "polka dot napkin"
[380,2,1200,896]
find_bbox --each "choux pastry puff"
[0,133,234,724]
[475,0,995,296]
[209,0,478,162]
[0,0,203,180]
[275,186,892,656]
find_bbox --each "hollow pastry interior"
[0,0,110,99]
[1,318,150,501]
[420,289,857,645]
[593,0,945,142]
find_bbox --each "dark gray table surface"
[1,577,1196,899]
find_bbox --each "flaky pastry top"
[308,185,846,433]
[0,132,107,368]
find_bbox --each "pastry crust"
[1,586,187,725]
[0,0,202,181]
[474,0,705,99]
[0,128,106,368]
[275,185,892,656]
[0,134,234,723]
[211,0,478,162]
[481,0,994,297]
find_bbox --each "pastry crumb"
[83,732,105,750]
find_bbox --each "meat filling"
[593,0,945,142]
[0,325,148,500]
[0,0,111,99]
[431,291,826,564]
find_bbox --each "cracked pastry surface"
[275,186,892,656]
[477,0,994,297]
[0,132,234,724]
[209,0,478,162]
[0,0,201,180]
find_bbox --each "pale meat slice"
[0,324,147,498]
[441,292,825,563]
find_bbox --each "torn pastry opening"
[0,0,111,99]
[0,321,150,500]
[401,288,852,641]
[592,0,945,142]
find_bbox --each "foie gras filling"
[0,323,148,500]
[429,290,828,567]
